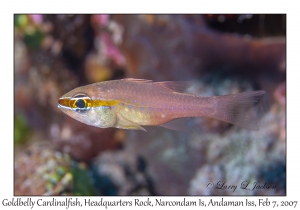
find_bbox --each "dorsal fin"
[154,81,192,93]
[122,78,192,93]
[122,78,153,83]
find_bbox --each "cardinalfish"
[58,78,265,131]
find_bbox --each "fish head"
[58,85,117,128]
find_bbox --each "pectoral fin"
[116,113,147,131]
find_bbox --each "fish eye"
[76,99,85,109]
[70,93,91,113]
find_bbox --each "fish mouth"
[58,98,70,110]
[58,98,69,106]
[57,97,71,110]
[58,98,63,109]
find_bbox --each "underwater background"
[14,14,286,195]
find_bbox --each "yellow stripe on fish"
[58,97,119,110]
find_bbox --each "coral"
[14,143,73,195]
[91,151,156,195]
[14,142,97,195]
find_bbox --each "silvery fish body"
[58,78,265,131]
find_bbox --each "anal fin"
[159,118,192,132]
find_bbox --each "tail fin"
[211,91,266,131]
